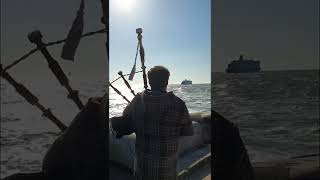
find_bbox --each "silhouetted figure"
[2,98,107,180]
[112,66,194,180]
[212,110,255,180]
[42,97,107,180]
[2,172,47,180]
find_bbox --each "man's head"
[147,66,170,91]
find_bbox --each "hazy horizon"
[212,0,319,72]
[1,0,318,80]
[213,67,320,73]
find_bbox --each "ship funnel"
[239,55,244,61]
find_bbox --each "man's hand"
[86,96,107,127]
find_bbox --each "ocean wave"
[2,100,24,105]
[265,126,289,135]
[0,117,21,123]
[213,70,319,162]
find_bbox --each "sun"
[114,0,135,12]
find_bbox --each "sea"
[213,70,319,162]
[109,83,211,117]
[0,70,319,178]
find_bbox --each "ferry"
[226,55,261,73]
[181,79,192,85]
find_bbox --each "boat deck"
[252,155,320,180]
[109,145,211,180]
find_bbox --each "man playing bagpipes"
[111,66,194,180]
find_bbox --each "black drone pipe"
[28,30,84,110]
[136,28,148,90]
[0,65,67,131]
[109,82,130,103]
[118,71,136,96]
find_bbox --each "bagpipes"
[109,28,149,104]
[0,0,107,132]
[108,28,151,139]
[0,0,146,132]
[99,0,146,104]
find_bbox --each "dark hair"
[147,66,170,90]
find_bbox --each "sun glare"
[115,0,135,12]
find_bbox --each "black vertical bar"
[100,0,109,179]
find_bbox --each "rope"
[110,70,142,84]
[109,70,143,104]
[3,28,106,71]
[291,153,320,159]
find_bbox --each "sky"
[109,0,211,85]
[213,0,319,72]
[1,0,318,84]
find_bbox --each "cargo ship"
[226,55,261,73]
[181,79,192,85]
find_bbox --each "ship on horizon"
[181,79,192,85]
[226,55,261,73]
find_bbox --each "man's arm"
[179,102,194,136]
[110,93,141,138]
[122,94,140,117]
